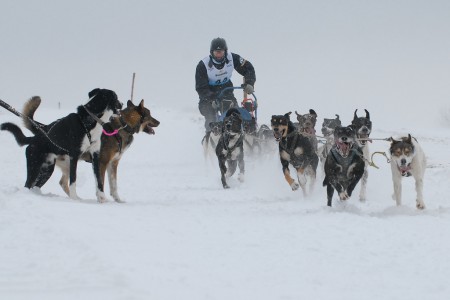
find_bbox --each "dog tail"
[1,122,32,146]
[22,96,44,135]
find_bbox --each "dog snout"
[361,127,369,133]
[401,158,407,165]
[341,136,348,142]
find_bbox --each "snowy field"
[1,104,450,300]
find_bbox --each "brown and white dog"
[271,112,319,196]
[389,134,426,209]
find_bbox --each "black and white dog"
[1,88,122,201]
[389,135,426,209]
[323,126,365,207]
[350,109,372,201]
[216,108,245,189]
[271,112,319,196]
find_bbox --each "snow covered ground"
[1,104,450,300]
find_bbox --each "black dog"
[216,108,245,189]
[323,126,365,207]
[271,112,319,196]
[1,88,122,200]
[350,109,372,201]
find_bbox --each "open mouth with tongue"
[273,129,285,142]
[143,124,155,135]
[398,165,412,176]
[336,140,353,157]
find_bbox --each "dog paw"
[290,182,300,191]
[223,184,230,189]
[416,201,425,210]
[96,191,108,203]
[238,173,245,182]
[339,191,349,200]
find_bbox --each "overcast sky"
[1,0,449,128]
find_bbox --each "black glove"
[242,84,254,94]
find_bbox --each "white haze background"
[1,0,450,299]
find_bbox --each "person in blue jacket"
[195,37,256,136]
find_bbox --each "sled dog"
[271,112,318,196]
[323,126,365,207]
[216,108,245,189]
[389,134,426,209]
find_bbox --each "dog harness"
[222,133,244,159]
[329,146,363,169]
[104,116,138,153]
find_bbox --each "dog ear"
[138,99,145,110]
[127,100,134,108]
[335,114,340,120]
[295,111,301,117]
[88,88,100,98]
[309,109,317,117]
[353,109,358,120]
[364,109,370,120]
[285,112,292,119]
[406,134,412,143]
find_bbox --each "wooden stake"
[130,72,136,101]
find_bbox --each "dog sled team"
[0,37,426,210]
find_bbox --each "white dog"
[389,134,426,209]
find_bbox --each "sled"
[215,86,258,123]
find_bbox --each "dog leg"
[392,174,402,206]
[415,176,425,210]
[326,184,335,206]
[108,159,124,203]
[91,152,108,203]
[238,151,245,183]
[56,157,70,196]
[226,160,237,178]
[24,145,46,189]
[282,160,299,191]
[296,168,307,197]
[359,168,368,202]
[68,156,81,200]
[284,169,299,191]
[218,156,229,189]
